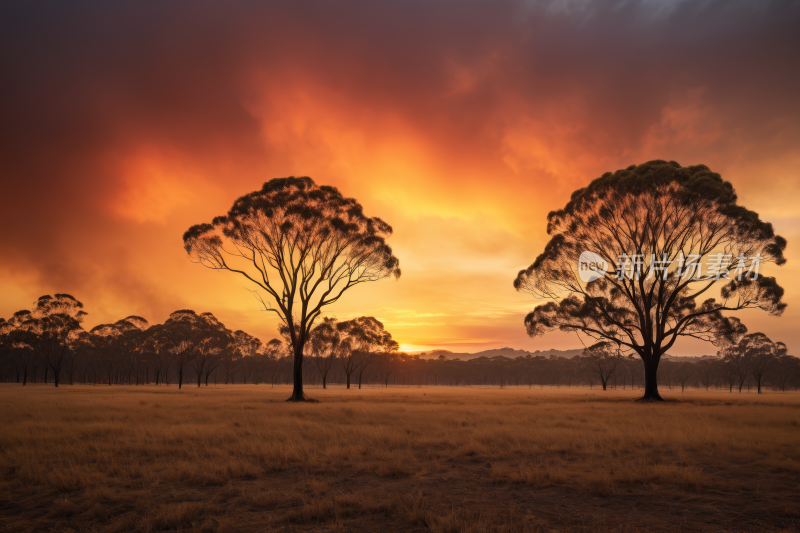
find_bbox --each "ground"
[0,384,798,532]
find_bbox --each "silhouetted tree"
[695,359,716,391]
[674,362,694,392]
[774,354,800,392]
[16,295,87,387]
[721,343,751,393]
[233,330,262,385]
[0,319,10,378]
[376,351,399,388]
[220,334,243,384]
[114,316,149,385]
[514,161,787,400]
[337,317,398,389]
[353,320,398,390]
[262,339,284,386]
[183,177,401,401]
[141,324,172,385]
[580,342,621,390]
[152,310,226,389]
[1,314,38,384]
[188,313,232,387]
[308,317,341,389]
[734,332,786,394]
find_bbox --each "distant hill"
[661,354,718,363]
[412,348,716,362]
[413,347,583,361]
[528,348,584,359]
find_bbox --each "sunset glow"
[1,0,798,355]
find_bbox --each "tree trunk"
[322,375,327,389]
[287,341,314,401]
[639,356,664,401]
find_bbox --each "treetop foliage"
[182,176,400,285]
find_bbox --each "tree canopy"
[183,177,400,401]
[13,294,86,387]
[514,160,787,400]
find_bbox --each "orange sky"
[1,0,799,354]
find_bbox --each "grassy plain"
[0,384,798,532]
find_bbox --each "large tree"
[183,177,400,401]
[514,161,787,400]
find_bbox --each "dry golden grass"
[0,384,798,532]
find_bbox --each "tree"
[695,359,716,391]
[233,330,262,385]
[736,332,786,394]
[140,324,172,385]
[376,351,399,388]
[183,177,401,401]
[774,354,800,392]
[674,362,694,393]
[152,310,230,389]
[308,317,341,389]
[513,161,787,400]
[262,339,284,386]
[716,354,737,393]
[0,319,11,380]
[337,317,398,389]
[220,336,242,384]
[89,324,118,385]
[1,314,38,385]
[18,295,87,387]
[73,331,100,384]
[189,313,232,387]
[721,342,751,393]
[114,316,149,385]
[580,342,622,391]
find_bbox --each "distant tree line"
[1,294,797,393]
[0,294,398,390]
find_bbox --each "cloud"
[0,0,798,352]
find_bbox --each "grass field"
[0,384,798,532]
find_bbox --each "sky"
[1,0,799,355]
